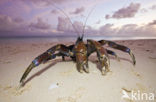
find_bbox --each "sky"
[0,0,156,38]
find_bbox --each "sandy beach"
[0,39,156,102]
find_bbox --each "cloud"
[150,4,156,10]
[0,14,23,31]
[140,4,156,13]
[99,24,117,36]
[106,3,140,19]
[51,9,59,14]
[84,22,156,37]
[29,18,51,30]
[99,24,156,37]
[14,17,24,23]
[117,24,139,36]
[105,14,111,19]
[95,20,101,24]
[140,8,148,13]
[57,17,71,32]
[70,7,85,15]
[0,14,32,36]
[57,16,83,34]
[148,20,156,25]
[0,14,54,36]
[0,14,156,37]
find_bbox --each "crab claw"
[100,55,110,75]
[128,50,136,65]
[20,63,35,86]
[82,61,89,73]
[77,62,89,73]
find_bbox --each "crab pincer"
[87,39,110,75]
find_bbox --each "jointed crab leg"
[20,44,71,86]
[87,39,110,75]
[20,52,51,86]
[106,49,120,61]
[43,52,67,63]
[86,44,120,62]
[98,40,136,65]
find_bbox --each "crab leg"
[98,40,136,65]
[87,39,110,75]
[106,49,120,61]
[86,44,119,61]
[20,44,72,86]
[43,52,66,63]
[19,52,52,85]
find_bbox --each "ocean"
[0,36,156,44]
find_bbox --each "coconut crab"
[19,6,136,87]
[19,35,136,86]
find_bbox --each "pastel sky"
[0,0,156,37]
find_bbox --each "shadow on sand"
[22,56,133,86]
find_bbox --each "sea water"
[0,36,156,44]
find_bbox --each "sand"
[0,39,156,102]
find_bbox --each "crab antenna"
[82,6,96,36]
[51,4,80,36]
